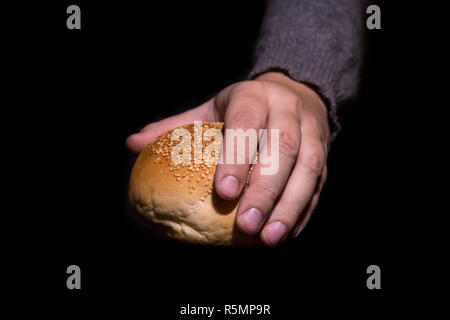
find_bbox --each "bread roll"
[128,122,260,247]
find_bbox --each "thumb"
[126,100,214,155]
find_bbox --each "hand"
[126,72,330,246]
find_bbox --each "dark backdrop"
[7,0,425,317]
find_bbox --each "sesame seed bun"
[128,122,260,247]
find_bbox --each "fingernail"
[219,175,240,198]
[262,221,287,246]
[238,208,263,234]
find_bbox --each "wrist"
[255,72,330,143]
[255,72,327,113]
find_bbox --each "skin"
[126,72,330,247]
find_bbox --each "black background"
[6,0,433,317]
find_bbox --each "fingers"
[126,100,214,155]
[214,83,268,200]
[235,111,301,235]
[291,165,327,238]
[259,132,327,246]
[126,78,329,247]
[290,193,319,238]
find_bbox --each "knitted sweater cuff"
[248,0,363,141]
[248,43,342,141]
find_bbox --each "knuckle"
[302,150,325,177]
[285,90,302,106]
[278,129,300,159]
[235,80,266,96]
[231,108,260,128]
[272,87,302,110]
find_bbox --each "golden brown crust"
[129,122,260,247]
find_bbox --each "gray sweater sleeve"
[249,0,363,139]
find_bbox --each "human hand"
[126,72,330,246]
